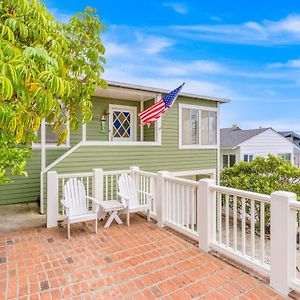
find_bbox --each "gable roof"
[105,81,231,103]
[220,127,270,148]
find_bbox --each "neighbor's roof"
[279,131,300,140]
[107,80,230,104]
[220,127,270,148]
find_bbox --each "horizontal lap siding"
[240,129,295,159]
[42,96,218,212]
[0,149,66,205]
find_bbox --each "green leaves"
[221,154,300,199]
[0,0,106,183]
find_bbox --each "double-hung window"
[243,154,253,162]
[33,122,70,148]
[278,153,291,162]
[180,104,218,148]
[223,154,236,168]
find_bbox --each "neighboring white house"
[220,126,296,169]
[279,131,300,168]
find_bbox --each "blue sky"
[44,0,300,132]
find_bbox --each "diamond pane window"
[112,110,132,139]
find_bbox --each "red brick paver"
[0,214,283,299]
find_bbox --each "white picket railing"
[47,167,300,296]
[132,168,157,216]
[103,169,131,201]
[208,185,271,274]
[163,175,198,240]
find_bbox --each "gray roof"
[107,80,230,104]
[279,131,300,140]
[220,127,270,148]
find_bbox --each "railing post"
[156,171,168,228]
[47,171,58,228]
[270,191,297,296]
[130,166,140,197]
[198,178,216,252]
[93,168,103,201]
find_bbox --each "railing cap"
[271,191,297,199]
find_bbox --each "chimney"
[232,124,239,130]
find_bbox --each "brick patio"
[0,214,284,299]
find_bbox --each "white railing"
[209,185,271,274]
[47,167,300,297]
[131,168,157,216]
[103,169,131,201]
[163,174,198,240]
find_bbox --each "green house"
[0,81,229,212]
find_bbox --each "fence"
[47,167,299,296]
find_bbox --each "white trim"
[82,123,86,142]
[155,94,162,145]
[32,121,70,148]
[170,169,216,180]
[216,103,220,184]
[178,103,218,150]
[82,141,161,146]
[179,103,218,112]
[42,142,84,174]
[140,101,144,141]
[109,104,137,142]
[106,80,230,103]
[41,119,46,171]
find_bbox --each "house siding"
[43,96,218,212]
[239,129,294,163]
[0,149,66,205]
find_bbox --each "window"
[278,153,291,161]
[180,104,218,148]
[244,154,253,162]
[182,108,199,145]
[34,122,69,147]
[109,105,137,141]
[223,154,236,168]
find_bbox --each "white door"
[109,105,137,141]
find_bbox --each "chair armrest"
[61,200,70,209]
[137,190,153,198]
[117,192,129,201]
[86,196,100,204]
[86,196,101,213]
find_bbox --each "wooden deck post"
[47,171,58,228]
[156,171,169,228]
[270,191,297,295]
[198,178,216,252]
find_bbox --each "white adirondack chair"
[117,173,151,226]
[61,178,100,239]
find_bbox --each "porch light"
[100,115,107,133]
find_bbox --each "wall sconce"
[99,115,107,133]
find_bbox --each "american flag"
[139,83,185,125]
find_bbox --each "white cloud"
[268,58,300,69]
[171,14,300,45]
[163,2,188,14]
[211,16,222,22]
[136,34,174,54]
[161,60,224,76]
[49,8,72,23]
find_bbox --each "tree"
[221,154,300,233]
[221,154,300,198]
[0,0,106,183]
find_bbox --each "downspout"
[217,103,220,184]
[40,119,46,213]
